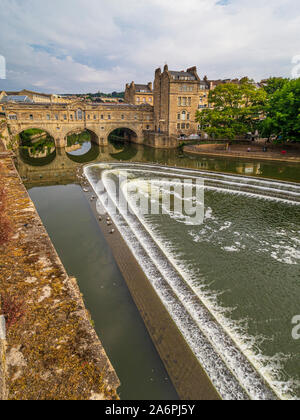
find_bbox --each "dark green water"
[21,139,300,400]
[28,184,178,400]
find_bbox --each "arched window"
[9,113,17,120]
[181,111,186,121]
[76,109,83,120]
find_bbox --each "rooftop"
[170,71,196,81]
[1,96,33,103]
[135,84,152,93]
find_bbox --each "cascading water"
[84,162,300,400]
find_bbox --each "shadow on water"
[19,147,57,167]
[109,139,138,161]
[66,143,100,163]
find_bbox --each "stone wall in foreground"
[0,149,120,400]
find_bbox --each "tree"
[261,78,300,142]
[196,79,266,140]
[262,77,289,95]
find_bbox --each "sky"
[0,0,299,93]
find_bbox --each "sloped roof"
[135,84,152,93]
[1,95,33,103]
[170,71,196,80]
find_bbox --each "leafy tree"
[262,77,289,95]
[196,79,266,140]
[261,78,300,142]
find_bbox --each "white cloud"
[0,0,299,93]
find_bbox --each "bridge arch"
[64,127,100,146]
[107,126,141,144]
[18,127,57,163]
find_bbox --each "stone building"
[125,82,153,106]
[153,64,210,137]
[0,91,7,101]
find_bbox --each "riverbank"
[0,150,120,400]
[184,143,300,163]
[83,167,221,401]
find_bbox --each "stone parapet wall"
[0,152,120,400]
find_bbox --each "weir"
[84,162,300,400]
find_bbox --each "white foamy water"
[84,163,300,400]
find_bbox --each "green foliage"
[19,129,55,155]
[262,77,289,95]
[67,130,91,147]
[261,78,300,142]
[196,79,267,140]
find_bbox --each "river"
[17,139,300,400]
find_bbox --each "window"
[149,97,152,102]
[87,114,90,120]
[121,115,125,120]
[137,97,140,104]
[182,97,187,106]
[134,115,138,120]
[177,123,180,130]
[76,109,83,120]
[188,97,191,106]
[177,113,181,120]
[186,123,190,129]
[178,97,181,106]
[181,85,193,92]
[108,115,111,120]
[101,115,104,120]
[181,123,186,129]
[181,111,186,121]
[187,113,190,120]
[94,115,97,120]
[9,114,17,120]
[143,98,146,103]
[64,114,67,120]
[55,114,59,120]
[146,125,150,130]
[46,114,50,120]
[70,114,73,120]
[29,114,34,120]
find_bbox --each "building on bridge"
[2,100,159,148]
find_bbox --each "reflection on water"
[66,130,92,156]
[19,128,55,158]
[18,141,300,184]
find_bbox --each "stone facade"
[153,65,210,137]
[3,102,154,148]
[125,82,153,106]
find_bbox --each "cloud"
[0,0,299,93]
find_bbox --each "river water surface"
[20,140,300,400]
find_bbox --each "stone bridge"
[2,101,155,148]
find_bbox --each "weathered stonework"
[2,102,154,148]
[124,82,153,106]
[0,150,120,400]
[154,65,210,137]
